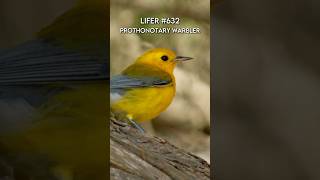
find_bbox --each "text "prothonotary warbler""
[111,48,193,132]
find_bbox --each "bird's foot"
[127,118,145,133]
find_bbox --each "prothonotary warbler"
[0,0,108,179]
[111,48,192,132]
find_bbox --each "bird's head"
[135,48,193,74]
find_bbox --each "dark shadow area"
[0,0,109,179]
[213,0,320,179]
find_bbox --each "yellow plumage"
[37,0,108,55]
[0,0,108,179]
[111,48,192,123]
[1,84,108,179]
[112,84,175,122]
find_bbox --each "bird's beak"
[174,56,193,62]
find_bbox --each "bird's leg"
[127,115,145,133]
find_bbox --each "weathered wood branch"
[110,119,211,180]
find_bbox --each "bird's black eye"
[161,55,169,61]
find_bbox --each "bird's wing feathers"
[110,73,172,103]
[111,63,173,103]
[0,40,108,85]
[111,75,171,89]
[0,39,107,133]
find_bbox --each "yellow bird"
[111,48,192,131]
[0,0,108,179]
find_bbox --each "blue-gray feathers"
[0,40,108,85]
[110,75,171,103]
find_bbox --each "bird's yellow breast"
[0,83,109,176]
[111,84,175,122]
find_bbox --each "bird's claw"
[128,118,145,133]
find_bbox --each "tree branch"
[110,119,211,180]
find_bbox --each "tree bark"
[110,119,211,180]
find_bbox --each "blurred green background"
[111,0,211,162]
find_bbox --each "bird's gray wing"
[0,39,107,133]
[110,74,172,102]
[0,39,108,85]
[111,75,171,89]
